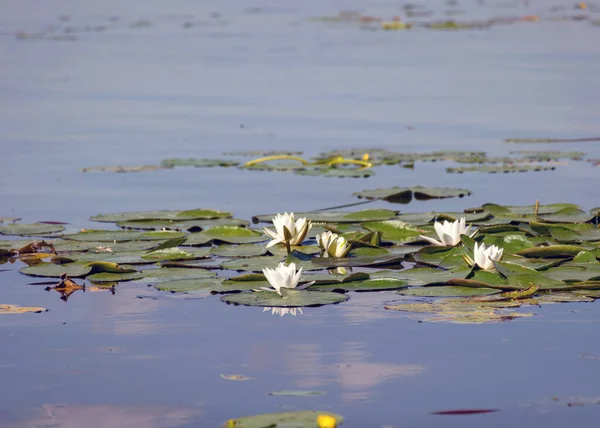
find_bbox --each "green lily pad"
[142,247,210,261]
[493,261,539,277]
[411,246,467,269]
[505,274,570,291]
[90,208,232,223]
[311,277,408,292]
[252,209,398,224]
[539,209,596,224]
[362,220,422,243]
[220,256,319,272]
[522,293,594,304]
[0,223,65,236]
[191,226,267,244]
[61,229,182,242]
[353,186,471,203]
[447,165,556,174]
[210,244,267,258]
[295,165,375,178]
[371,267,470,286]
[53,240,157,252]
[160,158,240,168]
[116,218,250,231]
[137,267,216,283]
[515,245,584,258]
[542,266,600,282]
[398,286,500,297]
[19,261,136,278]
[573,289,600,298]
[87,271,143,283]
[20,262,93,278]
[225,410,344,428]
[221,290,349,307]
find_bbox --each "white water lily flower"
[264,212,311,248]
[261,262,314,296]
[316,231,351,258]
[473,242,504,270]
[420,217,475,247]
[263,307,304,317]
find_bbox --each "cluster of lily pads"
[311,2,600,31]
[80,148,593,178]
[2,194,600,323]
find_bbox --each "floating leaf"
[87,271,143,283]
[398,286,500,297]
[210,244,267,258]
[362,220,422,243]
[221,290,349,307]
[220,374,254,381]
[371,267,469,286]
[161,158,239,168]
[224,410,344,428]
[353,186,471,203]
[311,277,408,292]
[91,209,232,223]
[515,245,584,258]
[252,209,397,224]
[154,278,220,293]
[0,304,47,314]
[191,226,267,244]
[136,267,216,283]
[20,262,93,278]
[19,261,135,278]
[0,223,65,236]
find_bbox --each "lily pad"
[353,186,471,203]
[87,271,143,283]
[398,286,500,297]
[0,304,47,314]
[252,209,397,224]
[362,220,422,243]
[210,244,267,258]
[160,158,239,168]
[116,218,249,231]
[311,277,408,292]
[136,267,216,283]
[90,209,232,223]
[61,230,141,242]
[221,290,348,307]
[190,226,267,244]
[19,261,136,278]
[371,267,469,286]
[515,245,584,258]
[154,278,221,293]
[225,410,344,428]
[20,262,93,278]
[0,223,65,236]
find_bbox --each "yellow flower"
[317,414,337,428]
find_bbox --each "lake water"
[1,0,600,426]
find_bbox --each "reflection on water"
[285,342,425,401]
[9,403,202,428]
[262,306,304,317]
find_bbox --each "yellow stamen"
[317,414,337,428]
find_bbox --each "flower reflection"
[263,307,304,317]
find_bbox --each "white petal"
[420,235,444,246]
